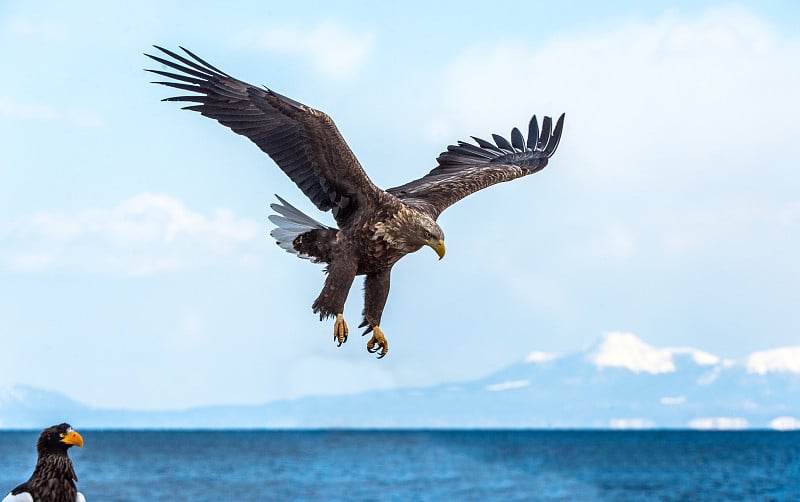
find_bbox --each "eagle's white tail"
[268,195,329,258]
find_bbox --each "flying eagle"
[2,423,85,502]
[146,46,565,358]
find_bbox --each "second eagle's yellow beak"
[61,430,84,448]
[425,239,446,260]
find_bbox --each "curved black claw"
[365,326,388,359]
[333,314,348,347]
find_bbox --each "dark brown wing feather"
[145,46,381,225]
[388,114,565,218]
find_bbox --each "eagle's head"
[416,214,446,260]
[37,423,84,456]
[382,207,446,259]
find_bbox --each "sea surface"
[0,430,798,501]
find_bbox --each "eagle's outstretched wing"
[388,114,565,218]
[145,46,381,226]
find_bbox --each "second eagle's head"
[37,423,84,456]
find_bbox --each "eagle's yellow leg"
[334,313,348,347]
[365,326,389,359]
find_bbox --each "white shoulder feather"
[0,490,83,502]
[2,492,34,502]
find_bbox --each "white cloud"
[3,193,264,275]
[0,99,58,121]
[696,366,722,386]
[238,21,374,80]
[485,379,530,392]
[8,252,53,271]
[423,6,799,188]
[746,347,800,375]
[5,18,66,40]
[525,351,558,363]
[0,99,104,128]
[660,396,686,405]
[28,193,258,244]
[368,9,800,358]
[609,418,655,429]
[589,332,719,374]
[688,417,749,430]
[684,349,720,366]
[659,201,800,256]
[769,416,800,431]
[413,6,800,284]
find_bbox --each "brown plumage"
[146,46,565,358]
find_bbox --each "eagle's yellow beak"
[61,430,84,448]
[425,239,446,260]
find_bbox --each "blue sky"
[1,1,799,411]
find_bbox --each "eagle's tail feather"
[268,195,335,262]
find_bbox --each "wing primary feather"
[145,69,206,85]
[527,115,540,150]
[152,81,203,94]
[538,116,552,150]
[543,113,565,155]
[179,46,232,77]
[471,136,505,153]
[492,134,514,151]
[144,53,213,80]
[162,95,204,103]
[510,127,525,151]
[151,45,220,78]
[449,142,495,158]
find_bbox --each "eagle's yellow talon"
[366,326,389,358]
[334,313,348,346]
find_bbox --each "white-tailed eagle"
[146,46,565,358]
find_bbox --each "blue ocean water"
[0,430,798,501]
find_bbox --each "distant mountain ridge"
[2,333,799,429]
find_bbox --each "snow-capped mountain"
[474,332,800,429]
[2,333,799,429]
